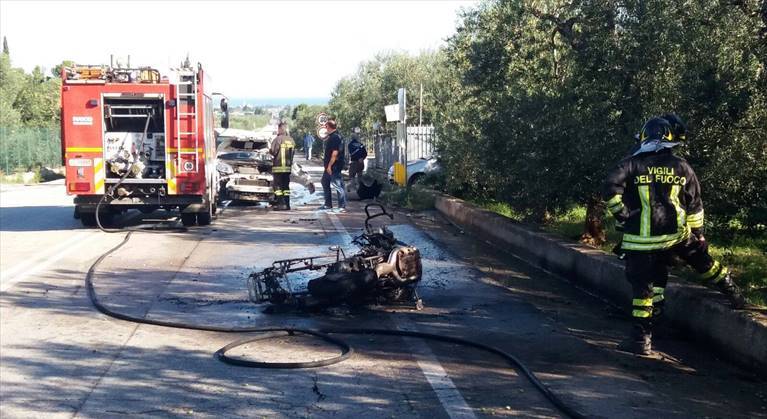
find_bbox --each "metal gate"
[371,125,435,170]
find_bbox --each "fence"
[406,125,436,161]
[371,125,436,170]
[0,127,62,173]
[372,131,396,171]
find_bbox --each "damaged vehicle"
[249,204,423,311]
[215,128,274,202]
[215,128,314,204]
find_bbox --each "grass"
[537,206,622,253]
[480,201,766,307]
[226,113,271,131]
[379,184,438,211]
[0,168,42,185]
[0,172,28,184]
[366,168,441,212]
[702,238,767,306]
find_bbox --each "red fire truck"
[61,61,220,227]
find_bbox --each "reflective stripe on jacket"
[603,149,704,251]
[271,135,295,173]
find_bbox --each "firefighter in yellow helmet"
[603,116,746,356]
[270,121,296,211]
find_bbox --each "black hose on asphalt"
[86,232,587,419]
[86,232,351,368]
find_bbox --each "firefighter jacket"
[270,134,295,173]
[603,149,705,251]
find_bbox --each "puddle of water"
[289,182,321,206]
[388,224,451,261]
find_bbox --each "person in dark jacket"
[612,113,685,259]
[603,116,746,356]
[319,119,346,212]
[347,128,367,192]
[270,122,295,211]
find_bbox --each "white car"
[388,157,442,187]
[215,128,315,203]
[215,129,275,202]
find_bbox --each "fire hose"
[94,113,188,234]
[85,232,587,418]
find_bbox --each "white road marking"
[0,231,98,293]
[405,333,478,419]
[0,231,91,281]
[324,210,477,419]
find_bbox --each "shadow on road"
[0,205,185,232]
[0,205,81,232]
[3,202,765,418]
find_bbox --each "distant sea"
[228,97,329,107]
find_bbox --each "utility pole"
[403,88,408,184]
[419,83,423,127]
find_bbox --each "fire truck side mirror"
[220,98,229,129]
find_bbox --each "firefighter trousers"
[625,235,730,334]
[273,173,290,205]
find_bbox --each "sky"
[0,0,479,101]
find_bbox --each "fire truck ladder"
[175,69,198,174]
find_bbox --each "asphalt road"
[1,170,765,418]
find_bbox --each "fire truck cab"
[61,61,219,227]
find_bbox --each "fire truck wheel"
[197,204,213,226]
[80,211,113,228]
[80,213,97,227]
[181,213,197,227]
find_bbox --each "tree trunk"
[580,194,606,247]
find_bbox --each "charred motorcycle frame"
[248,204,423,310]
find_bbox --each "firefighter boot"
[273,196,288,211]
[617,325,652,356]
[285,196,291,211]
[716,272,746,309]
[650,300,677,339]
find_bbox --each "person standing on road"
[319,119,347,212]
[304,132,315,160]
[270,121,295,211]
[347,127,367,192]
[603,116,746,356]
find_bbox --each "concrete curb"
[434,193,767,371]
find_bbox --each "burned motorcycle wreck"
[248,204,423,311]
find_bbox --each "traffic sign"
[316,112,329,127]
[384,104,400,122]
